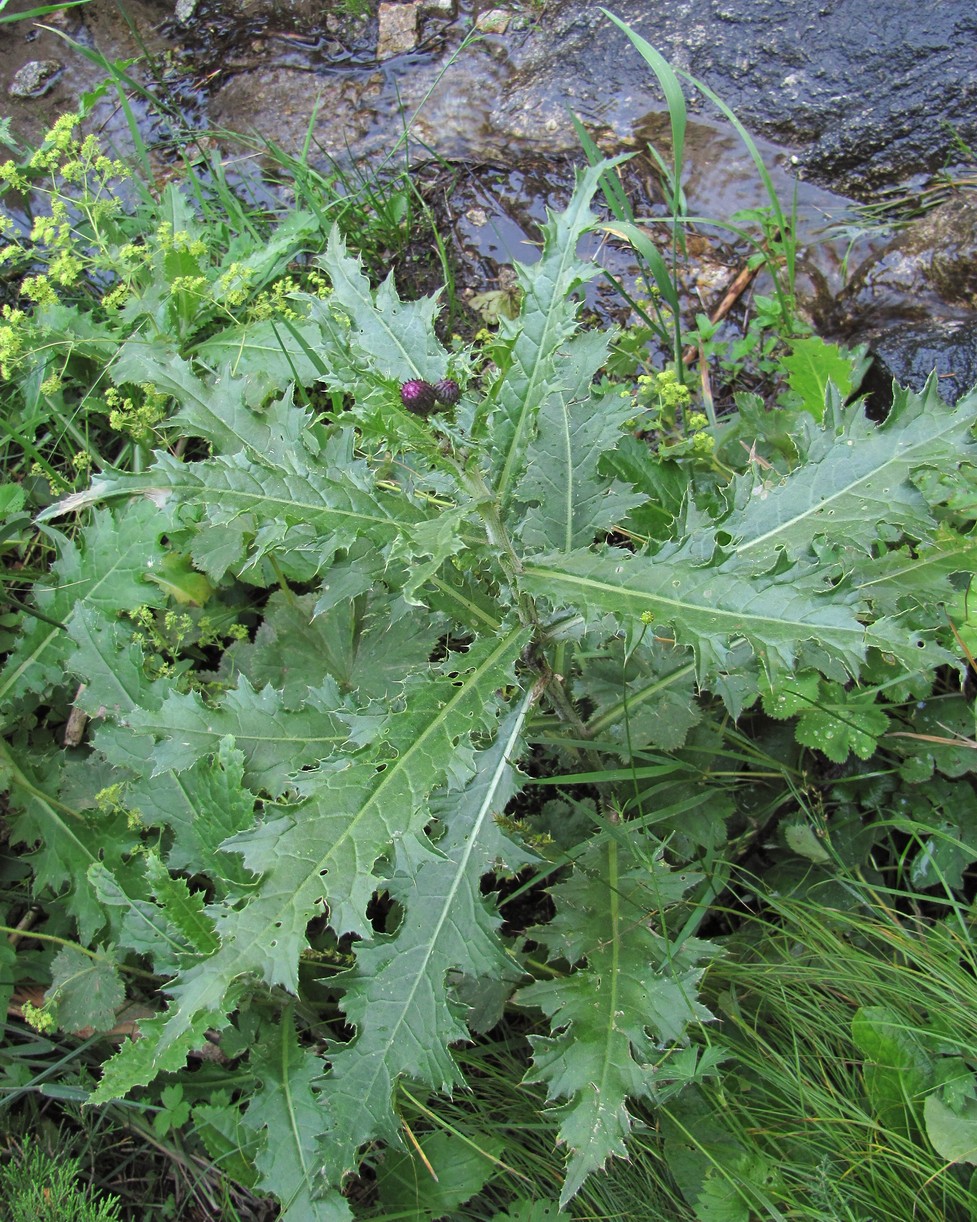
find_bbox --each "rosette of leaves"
[1,156,975,1219]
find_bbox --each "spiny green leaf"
[522,545,872,699]
[65,610,260,882]
[847,525,977,616]
[89,629,528,1102]
[515,332,643,552]
[89,856,219,969]
[225,588,445,706]
[90,1005,238,1104]
[319,695,536,1178]
[316,225,452,385]
[139,448,412,582]
[726,378,977,571]
[577,636,700,754]
[146,737,259,884]
[195,318,325,408]
[244,1016,353,1222]
[0,503,172,716]
[66,604,164,721]
[1,743,111,943]
[193,1093,261,1191]
[94,675,347,797]
[230,628,530,943]
[487,159,626,514]
[112,342,310,455]
[518,840,716,1206]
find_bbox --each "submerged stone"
[860,318,977,406]
[8,60,62,98]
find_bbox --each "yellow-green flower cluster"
[29,461,69,491]
[0,305,27,379]
[20,274,58,307]
[155,222,207,260]
[688,425,715,456]
[101,280,130,310]
[29,197,71,247]
[216,261,257,309]
[26,114,129,193]
[48,250,83,287]
[640,366,691,414]
[25,112,81,172]
[163,610,193,651]
[105,383,168,442]
[245,268,331,322]
[0,159,29,194]
[620,364,716,456]
[0,209,17,255]
[627,365,693,432]
[0,115,137,328]
[169,274,208,298]
[21,1000,57,1034]
[96,782,143,830]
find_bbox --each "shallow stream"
[2,0,975,393]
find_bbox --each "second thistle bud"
[433,378,460,406]
[400,379,437,415]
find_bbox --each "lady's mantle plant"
[2,159,975,1217]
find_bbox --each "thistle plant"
[1,135,973,1219]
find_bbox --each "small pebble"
[475,8,510,33]
[377,2,419,59]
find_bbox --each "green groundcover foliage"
[1,142,976,1219]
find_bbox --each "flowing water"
[2,0,973,381]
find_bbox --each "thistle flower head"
[400,378,437,414]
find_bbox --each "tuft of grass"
[666,866,977,1221]
[389,1027,696,1220]
[582,11,809,414]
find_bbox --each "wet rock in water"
[503,0,977,197]
[843,197,977,321]
[377,2,419,59]
[836,195,977,403]
[910,198,977,309]
[108,0,972,204]
[859,318,977,406]
[8,60,63,98]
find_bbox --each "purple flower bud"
[400,379,437,414]
[433,378,460,406]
